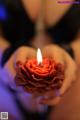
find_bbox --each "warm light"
[37,48,42,65]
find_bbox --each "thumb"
[42,45,65,65]
[60,51,78,95]
[14,47,36,63]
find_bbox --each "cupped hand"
[4,46,36,81]
[40,44,78,106]
[3,46,38,111]
[3,45,78,107]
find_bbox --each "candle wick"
[39,62,42,65]
[38,62,43,67]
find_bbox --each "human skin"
[22,0,74,26]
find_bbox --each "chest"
[22,0,73,27]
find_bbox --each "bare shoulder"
[22,0,41,21]
[71,36,80,66]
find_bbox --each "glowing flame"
[37,48,42,65]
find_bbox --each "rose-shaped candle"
[15,48,64,95]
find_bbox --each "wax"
[15,58,64,94]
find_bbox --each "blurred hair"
[0,0,35,45]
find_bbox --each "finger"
[60,51,78,95]
[38,89,61,106]
[42,44,65,65]
[4,47,36,77]
[14,46,36,63]
[32,88,61,99]
[40,96,61,106]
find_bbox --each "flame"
[37,48,42,65]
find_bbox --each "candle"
[15,48,64,95]
[37,48,42,65]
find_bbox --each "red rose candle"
[15,48,64,95]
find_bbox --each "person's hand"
[4,46,36,78]
[71,38,80,67]
[3,45,78,107]
[3,46,36,88]
[39,44,78,106]
[3,46,40,111]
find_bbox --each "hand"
[3,46,36,88]
[3,46,39,111]
[3,45,78,107]
[39,44,78,106]
[71,38,80,67]
[4,46,36,77]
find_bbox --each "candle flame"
[37,48,42,65]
